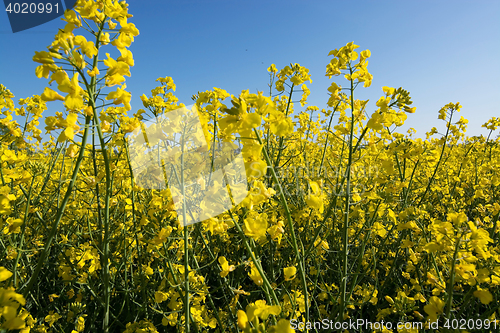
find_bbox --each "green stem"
[339,64,356,321]
[254,128,310,324]
[21,115,92,298]
[272,83,294,170]
[445,230,464,318]
[13,176,35,287]
[417,110,454,206]
[228,209,280,306]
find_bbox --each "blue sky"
[1,0,499,139]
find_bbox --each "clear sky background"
[1,0,499,139]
